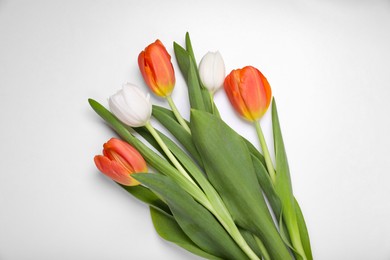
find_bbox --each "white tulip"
[109,83,152,127]
[198,51,226,93]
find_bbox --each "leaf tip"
[88,98,98,108]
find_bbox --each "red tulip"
[138,40,175,97]
[224,66,272,121]
[94,138,147,186]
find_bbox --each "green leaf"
[152,105,202,165]
[272,98,295,220]
[252,154,301,257]
[150,207,222,260]
[278,210,296,252]
[134,173,249,260]
[190,109,290,260]
[295,199,313,260]
[187,60,206,111]
[201,88,216,115]
[251,155,282,220]
[185,32,216,115]
[252,143,311,260]
[245,138,266,166]
[272,98,310,259]
[120,184,171,216]
[173,42,205,111]
[173,42,190,76]
[185,32,197,66]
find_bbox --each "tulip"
[225,66,275,185]
[138,40,175,97]
[94,138,147,186]
[198,51,225,93]
[224,66,272,122]
[109,83,152,127]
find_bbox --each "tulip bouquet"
[89,33,312,260]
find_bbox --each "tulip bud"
[224,66,272,121]
[198,51,225,93]
[138,40,175,97]
[94,138,147,186]
[109,83,152,127]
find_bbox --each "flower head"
[138,40,175,97]
[199,51,225,93]
[224,66,272,121]
[109,83,152,127]
[94,138,147,186]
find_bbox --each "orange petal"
[94,155,139,186]
[139,40,175,97]
[103,138,147,173]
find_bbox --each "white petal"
[199,51,226,92]
[109,83,152,127]
[213,51,226,90]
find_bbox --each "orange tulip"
[224,66,272,121]
[94,138,147,186]
[138,40,175,97]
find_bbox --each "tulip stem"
[254,121,276,183]
[209,91,215,114]
[166,96,191,134]
[145,122,195,186]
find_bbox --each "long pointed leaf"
[295,199,313,259]
[173,42,190,76]
[272,98,311,259]
[173,42,205,111]
[187,60,206,111]
[185,32,214,114]
[185,32,198,67]
[190,109,290,260]
[251,155,282,220]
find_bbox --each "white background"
[1,0,390,259]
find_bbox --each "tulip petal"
[109,84,152,127]
[224,66,272,121]
[213,52,226,90]
[199,51,225,92]
[94,155,139,186]
[240,67,264,120]
[138,51,158,92]
[139,40,175,97]
[104,138,148,173]
[224,70,252,120]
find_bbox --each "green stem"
[166,95,191,134]
[209,91,215,114]
[145,122,195,186]
[254,121,276,183]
